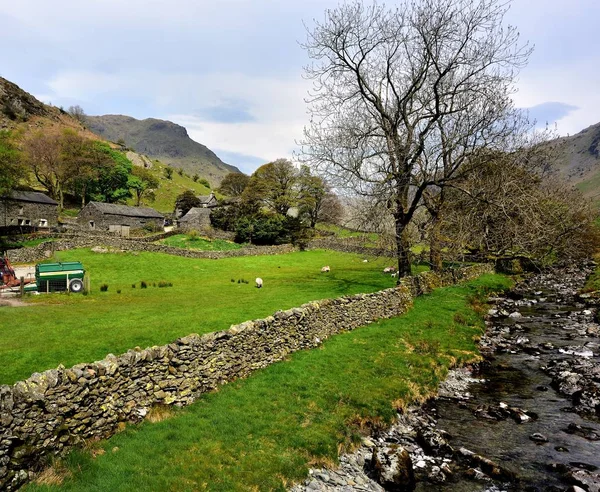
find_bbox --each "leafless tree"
[301,0,531,276]
[67,105,86,123]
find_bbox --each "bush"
[100,284,109,292]
[164,167,173,180]
[140,281,147,289]
[187,230,199,241]
[199,178,210,188]
[132,283,136,288]
[157,281,173,288]
[117,289,121,294]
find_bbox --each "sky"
[1,0,598,174]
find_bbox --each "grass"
[25,273,510,492]
[1,236,55,249]
[582,253,600,292]
[315,223,379,243]
[159,234,242,251]
[1,249,416,384]
[125,160,214,213]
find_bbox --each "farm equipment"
[0,253,85,294]
[35,262,85,293]
[0,254,35,290]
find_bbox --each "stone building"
[178,207,212,231]
[0,191,58,229]
[77,202,164,235]
[198,192,218,208]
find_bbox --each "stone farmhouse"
[77,202,164,236]
[178,207,212,231]
[0,191,58,229]
[198,192,218,208]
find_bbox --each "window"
[18,207,24,215]
[89,221,95,230]
[39,219,48,227]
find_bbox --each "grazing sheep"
[255,277,263,288]
[321,266,330,273]
[383,266,397,274]
[362,259,368,263]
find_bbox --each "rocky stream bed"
[291,265,600,492]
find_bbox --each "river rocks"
[370,446,415,491]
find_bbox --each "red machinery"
[0,254,33,289]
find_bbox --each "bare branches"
[301,0,531,275]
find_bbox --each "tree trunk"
[429,213,443,272]
[395,218,412,278]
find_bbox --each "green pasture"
[1,249,408,384]
[26,273,510,491]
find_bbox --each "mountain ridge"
[85,114,241,184]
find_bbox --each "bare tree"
[67,105,86,123]
[301,0,531,276]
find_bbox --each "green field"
[26,273,510,491]
[1,249,410,384]
[158,234,242,251]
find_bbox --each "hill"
[85,115,240,184]
[546,122,600,201]
[0,76,97,138]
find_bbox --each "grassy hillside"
[125,159,213,213]
[26,273,510,492]
[1,249,412,384]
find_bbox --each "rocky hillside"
[546,122,600,200]
[85,115,240,184]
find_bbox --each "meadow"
[1,249,406,384]
[26,273,510,491]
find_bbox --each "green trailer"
[35,262,86,293]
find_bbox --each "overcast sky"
[1,0,598,173]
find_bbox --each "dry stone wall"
[0,264,493,490]
[6,238,295,264]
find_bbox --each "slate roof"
[88,202,164,218]
[198,193,217,205]
[178,207,210,222]
[6,191,58,206]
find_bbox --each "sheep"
[362,259,368,263]
[383,266,397,274]
[321,266,330,273]
[390,272,398,278]
[255,277,263,288]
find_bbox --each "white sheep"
[255,277,263,288]
[321,266,330,273]
[362,259,368,263]
[383,266,397,274]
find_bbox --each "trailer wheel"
[69,279,84,293]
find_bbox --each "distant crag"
[85,114,240,183]
[545,122,600,199]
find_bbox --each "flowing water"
[431,271,600,491]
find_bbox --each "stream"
[292,265,600,492]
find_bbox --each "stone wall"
[0,263,493,490]
[6,238,296,264]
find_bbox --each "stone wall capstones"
[0,263,494,490]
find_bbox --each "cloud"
[43,68,310,169]
[213,150,267,174]
[524,102,579,128]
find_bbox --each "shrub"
[231,278,235,283]
[117,289,121,294]
[132,283,136,288]
[199,178,210,188]
[140,281,147,289]
[100,284,109,292]
[157,281,173,288]
[164,167,173,180]
[187,230,199,241]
